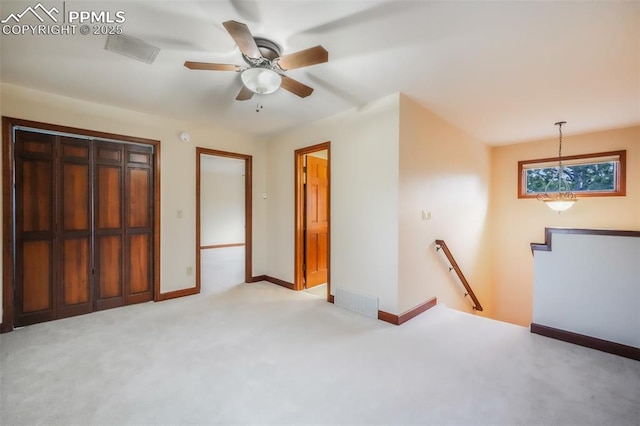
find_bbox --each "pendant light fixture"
[537,121,577,212]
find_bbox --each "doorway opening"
[294,142,331,302]
[196,148,252,293]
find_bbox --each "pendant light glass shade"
[543,200,576,212]
[240,68,282,95]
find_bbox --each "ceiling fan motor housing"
[240,37,284,94]
[242,37,282,64]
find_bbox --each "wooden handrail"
[435,240,483,311]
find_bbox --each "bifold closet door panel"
[124,145,154,304]
[94,141,126,310]
[14,130,57,326]
[57,137,94,319]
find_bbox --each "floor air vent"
[334,288,379,318]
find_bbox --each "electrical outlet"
[186,266,193,276]
[177,210,183,219]
[422,210,432,220]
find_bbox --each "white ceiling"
[1,1,638,145]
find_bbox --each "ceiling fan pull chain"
[256,102,263,113]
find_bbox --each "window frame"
[517,150,626,199]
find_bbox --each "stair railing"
[435,240,483,311]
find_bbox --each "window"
[518,150,626,198]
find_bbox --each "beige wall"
[265,94,400,313]
[264,93,494,316]
[0,83,268,318]
[2,81,636,327]
[200,159,246,246]
[398,95,492,315]
[489,125,640,326]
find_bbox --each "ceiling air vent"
[105,34,160,64]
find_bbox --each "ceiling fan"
[184,20,328,101]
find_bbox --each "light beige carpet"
[303,283,327,298]
[200,246,245,293]
[1,281,638,425]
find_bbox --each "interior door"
[304,155,329,288]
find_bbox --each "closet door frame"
[1,117,161,333]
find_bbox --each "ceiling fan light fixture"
[241,68,282,95]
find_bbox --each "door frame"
[294,142,331,301]
[195,148,253,291]
[2,116,161,333]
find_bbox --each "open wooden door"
[304,155,329,288]
[294,142,330,298]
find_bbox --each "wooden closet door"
[94,141,126,310]
[94,142,154,309]
[12,128,154,326]
[124,145,154,304]
[14,130,57,326]
[57,137,93,319]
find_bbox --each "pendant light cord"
[558,122,563,167]
[555,121,566,186]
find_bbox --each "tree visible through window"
[518,151,626,198]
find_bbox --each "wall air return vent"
[105,34,160,64]
[334,288,379,319]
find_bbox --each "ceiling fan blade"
[277,45,328,70]
[236,85,254,101]
[280,75,314,98]
[184,61,242,72]
[222,20,262,59]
